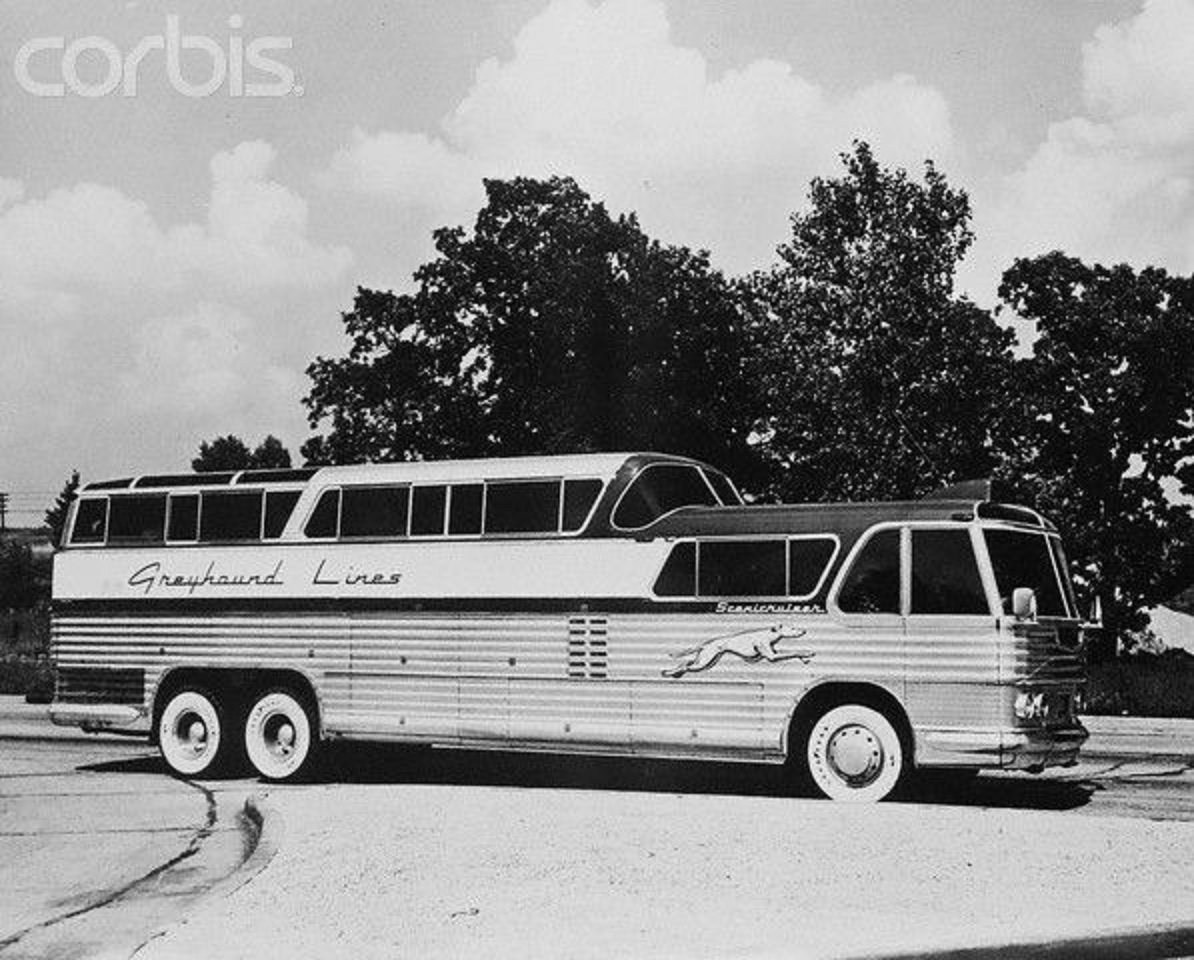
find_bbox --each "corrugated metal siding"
[50,608,1082,764]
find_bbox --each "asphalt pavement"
[3,698,1193,960]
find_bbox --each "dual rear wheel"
[157,685,318,782]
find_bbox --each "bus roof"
[81,452,711,493]
[647,499,1053,539]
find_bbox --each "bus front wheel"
[805,703,904,802]
[158,688,230,778]
[243,689,318,782]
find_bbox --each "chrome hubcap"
[177,713,209,757]
[826,723,883,787]
[264,715,297,759]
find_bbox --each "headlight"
[1014,691,1045,720]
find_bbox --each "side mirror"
[1012,587,1037,620]
[1085,595,1103,629]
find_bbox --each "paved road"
[2,707,1192,959]
[3,730,1193,959]
[0,736,255,959]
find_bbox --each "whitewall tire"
[805,704,904,802]
[158,689,227,778]
[244,689,317,782]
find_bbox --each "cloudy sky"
[2,0,1192,519]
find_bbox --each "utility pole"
[0,492,7,532]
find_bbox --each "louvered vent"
[56,667,145,705]
[567,616,608,679]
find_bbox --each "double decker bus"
[50,452,1088,801]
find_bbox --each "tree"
[44,470,80,546]
[192,434,292,472]
[250,435,292,469]
[997,253,1194,659]
[747,142,1017,502]
[303,176,760,483]
[0,541,49,609]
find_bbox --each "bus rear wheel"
[158,688,230,778]
[805,703,904,802]
[243,689,318,782]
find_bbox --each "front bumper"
[917,721,1088,771]
[1000,723,1088,770]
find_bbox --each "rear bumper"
[50,702,151,735]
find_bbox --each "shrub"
[1084,649,1194,718]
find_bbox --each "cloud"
[0,142,352,488]
[970,0,1194,296]
[321,0,954,273]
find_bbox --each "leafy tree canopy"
[747,141,1016,501]
[997,252,1194,657]
[303,176,759,483]
[192,434,293,472]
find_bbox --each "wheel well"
[785,683,914,766]
[152,668,322,742]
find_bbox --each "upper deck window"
[562,479,603,532]
[167,494,199,541]
[107,495,166,543]
[341,485,409,539]
[910,529,988,615]
[411,485,448,536]
[263,490,301,539]
[305,489,340,538]
[613,464,718,530]
[702,469,742,506]
[70,498,109,544]
[199,491,262,541]
[449,484,483,536]
[485,480,561,535]
[837,529,901,614]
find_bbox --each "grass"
[1083,649,1194,719]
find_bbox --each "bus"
[49,452,1089,801]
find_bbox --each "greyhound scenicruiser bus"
[49,452,1088,801]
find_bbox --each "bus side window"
[837,529,901,614]
[698,540,786,597]
[71,498,109,544]
[341,485,409,538]
[911,529,988,615]
[199,491,263,541]
[107,495,167,544]
[485,480,560,534]
[562,479,603,532]
[264,490,302,539]
[653,542,696,596]
[167,494,199,541]
[449,484,483,535]
[788,538,837,597]
[411,485,447,536]
[304,489,340,538]
[613,465,718,530]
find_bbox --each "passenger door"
[903,526,1001,745]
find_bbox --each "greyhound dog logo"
[663,624,811,678]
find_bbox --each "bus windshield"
[984,529,1071,617]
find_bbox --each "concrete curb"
[845,918,1194,960]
